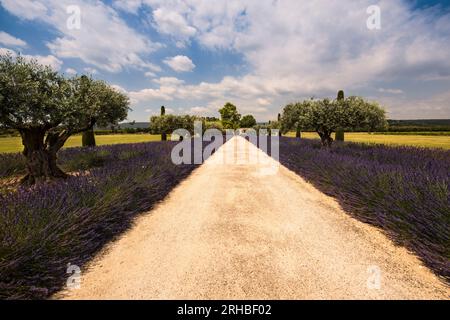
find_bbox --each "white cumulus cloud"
[83,67,98,75]
[25,54,63,71]
[153,7,196,43]
[129,0,450,120]
[113,0,143,14]
[0,0,161,73]
[1,47,63,71]
[378,88,404,94]
[163,55,195,72]
[0,31,27,47]
[65,68,77,75]
[3,0,450,120]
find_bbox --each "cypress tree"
[336,90,345,142]
[161,106,167,141]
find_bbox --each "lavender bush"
[0,142,199,299]
[0,152,26,178]
[273,138,449,281]
[0,144,148,179]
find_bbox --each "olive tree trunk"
[20,129,67,185]
[317,131,333,147]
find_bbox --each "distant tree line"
[148,103,259,138]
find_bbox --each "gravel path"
[59,136,449,299]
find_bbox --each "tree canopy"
[149,114,200,137]
[219,102,241,129]
[0,54,129,184]
[281,96,387,146]
[240,114,257,128]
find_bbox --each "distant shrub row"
[94,128,152,135]
[381,125,450,132]
[375,131,450,136]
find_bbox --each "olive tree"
[0,54,129,184]
[280,103,302,138]
[281,96,387,147]
[149,114,199,139]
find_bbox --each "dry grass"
[0,134,162,153]
[285,132,450,149]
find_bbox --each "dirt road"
[60,136,449,299]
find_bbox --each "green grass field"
[285,132,450,149]
[0,134,162,153]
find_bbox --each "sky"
[0,0,449,122]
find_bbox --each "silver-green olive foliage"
[0,54,129,183]
[281,97,387,146]
[0,54,129,137]
[150,114,201,135]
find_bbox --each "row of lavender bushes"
[269,137,449,282]
[0,142,199,299]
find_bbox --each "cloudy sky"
[1,0,449,121]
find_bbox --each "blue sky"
[1,0,449,121]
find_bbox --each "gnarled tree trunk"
[317,130,333,147]
[20,129,68,185]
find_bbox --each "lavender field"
[274,137,450,282]
[0,142,199,299]
[1,137,449,299]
